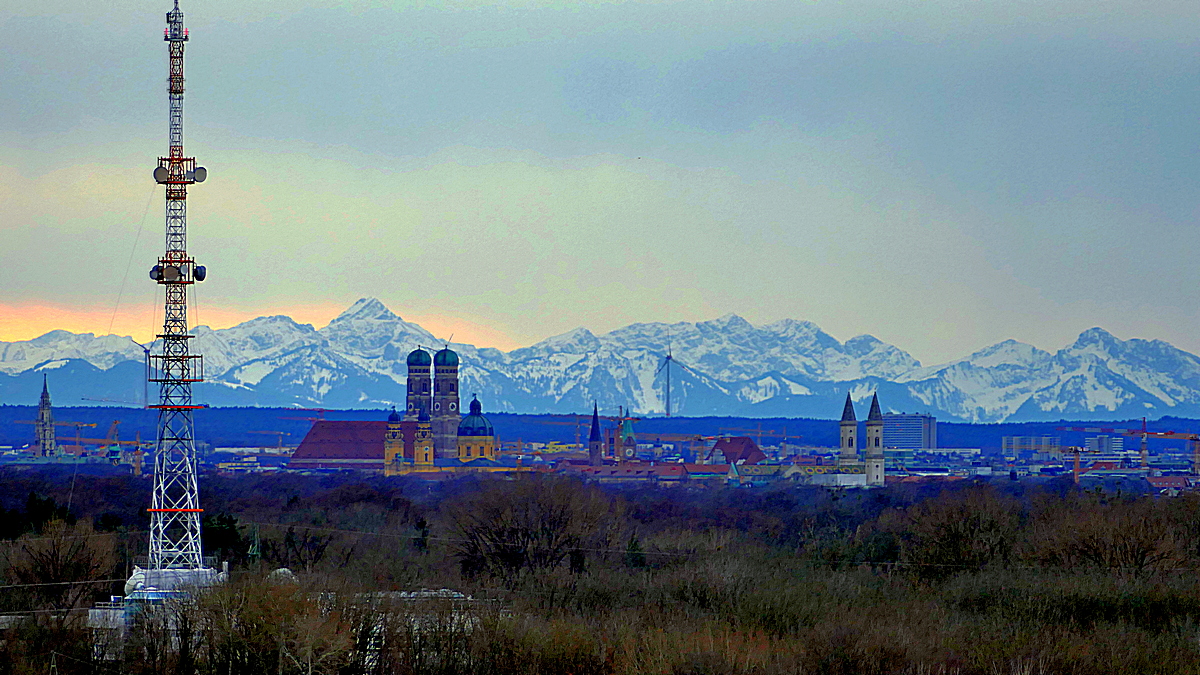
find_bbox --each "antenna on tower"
[133,0,220,598]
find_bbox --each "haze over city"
[2,0,1198,366]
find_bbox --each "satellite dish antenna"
[193,167,207,182]
[153,166,169,183]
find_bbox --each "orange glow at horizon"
[0,302,526,351]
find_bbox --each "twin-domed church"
[290,347,525,475]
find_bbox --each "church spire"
[589,402,601,443]
[36,374,56,457]
[840,392,856,422]
[587,402,604,467]
[867,393,883,422]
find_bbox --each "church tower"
[35,375,56,458]
[431,347,461,457]
[838,393,858,468]
[865,393,885,486]
[414,405,434,466]
[384,407,404,476]
[405,349,432,420]
[587,403,603,466]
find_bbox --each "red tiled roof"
[712,437,765,465]
[1147,476,1191,488]
[291,421,386,463]
[683,464,730,475]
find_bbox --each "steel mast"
[145,0,211,590]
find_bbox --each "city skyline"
[2,0,1198,366]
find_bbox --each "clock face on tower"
[623,446,636,459]
[434,402,441,411]
[450,402,457,411]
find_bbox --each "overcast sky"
[2,0,1198,365]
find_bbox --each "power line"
[0,578,126,591]
[2,530,147,544]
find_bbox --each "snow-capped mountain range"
[4,297,1200,423]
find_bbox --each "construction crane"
[81,397,143,406]
[521,415,589,448]
[281,406,330,420]
[599,406,644,461]
[718,425,790,447]
[1058,419,1162,469]
[96,420,150,449]
[17,420,98,452]
[1138,431,1200,476]
[21,420,149,452]
[642,432,720,460]
[70,436,151,448]
[249,431,291,450]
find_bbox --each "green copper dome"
[434,347,459,367]
[407,349,432,366]
[458,397,493,437]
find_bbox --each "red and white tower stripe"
[146,0,210,585]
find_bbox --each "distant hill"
[5,405,1200,456]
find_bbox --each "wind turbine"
[655,331,698,417]
[656,342,675,417]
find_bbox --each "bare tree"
[3,520,116,628]
[446,475,624,582]
[901,485,1021,581]
[1026,495,1185,575]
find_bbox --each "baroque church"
[290,346,532,475]
[402,346,462,458]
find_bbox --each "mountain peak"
[763,318,822,337]
[537,327,601,352]
[1072,327,1120,350]
[331,298,399,324]
[703,314,754,331]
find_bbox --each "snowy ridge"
[5,301,1200,422]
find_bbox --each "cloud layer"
[2,0,1198,364]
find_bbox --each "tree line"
[5,470,1200,673]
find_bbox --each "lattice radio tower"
[145,0,211,588]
